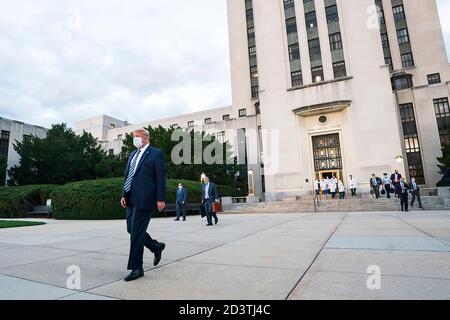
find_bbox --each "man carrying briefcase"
[201,175,220,226]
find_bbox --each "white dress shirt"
[131,144,149,175]
[204,183,210,199]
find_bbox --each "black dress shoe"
[154,243,165,266]
[214,217,218,225]
[206,223,213,226]
[183,218,186,221]
[124,269,144,282]
[174,218,180,221]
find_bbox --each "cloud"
[0,0,231,128]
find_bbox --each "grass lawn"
[0,220,46,229]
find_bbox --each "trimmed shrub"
[51,177,241,220]
[0,185,58,218]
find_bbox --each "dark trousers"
[204,199,218,225]
[339,192,345,199]
[393,183,400,198]
[126,206,160,270]
[400,192,409,211]
[176,202,186,219]
[331,192,336,199]
[411,191,423,208]
[351,188,356,197]
[384,184,391,198]
[372,186,380,199]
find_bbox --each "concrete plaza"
[0,210,449,300]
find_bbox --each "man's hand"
[157,201,166,212]
[120,197,127,209]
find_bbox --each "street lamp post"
[248,170,255,196]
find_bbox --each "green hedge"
[51,177,242,220]
[0,185,58,218]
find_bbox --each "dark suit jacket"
[176,187,188,204]
[369,177,381,187]
[390,173,402,183]
[201,182,219,202]
[122,146,166,210]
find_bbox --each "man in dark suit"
[390,170,402,198]
[120,129,167,282]
[175,183,188,221]
[398,178,410,212]
[410,177,424,209]
[201,176,219,226]
[369,174,381,199]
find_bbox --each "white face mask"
[178,185,182,189]
[133,137,144,149]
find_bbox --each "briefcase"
[212,202,223,213]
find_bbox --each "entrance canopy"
[293,100,351,117]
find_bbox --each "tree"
[437,130,450,186]
[7,123,123,185]
[121,125,247,191]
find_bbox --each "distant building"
[76,0,450,200]
[0,117,48,185]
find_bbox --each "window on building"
[397,28,409,44]
[401,52,414,68]
[0,130,10,158]
[329,32,342,51]
[393,5,405,21]
[249,46,256,57]
[205,118,212,124]
[291,70,303,87]
[217,131,226,144]
[288,43,300,61]
[434,97,450,146]
[247,27,255,40]
[250,66,258,79]
[428,73,441,85]
[333,61,347,78]
[385,57,393,71]
[308,38,321,58]
[392,74,413,90]
[117,134,123,140]
[305,11,317,29]
[110,123,116,129]
[188,121,195,128]
[325,5,338,23]
[381,33,390,48]
[251,85,259,99]
[223,114,230,121]
[399,103,425,184]
[108,149,114,156]
[286,17,298,34]
[239,109,247,118]
[312,66,324,83]
[376,3,385,25]
[284,0,294,9]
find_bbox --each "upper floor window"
[251,85,259,99]
[434,97,450,146]
[288,43,300,61]
[249,46,257,57]
[305,11,317,29]
[205,118,212,124]
[223,114,230,121]
[393,5,405,21]
[428,73,441,85]
[325,5,338,23]
[291,70,303,87]
[286,17,298,34]
[381,33,390,48]
[308,38,321,58]
[401,52,414,68]
[392,74,413,90]
[333,61,347,78]
[250,65,258,79]
[397,28,409,44]
[247,27,255,40]
[117,134,123,140]
[312,66,324,83]
[239,109,247,118]
[329,33,342,51]
[188,121,195,128]
[284,0,295,9]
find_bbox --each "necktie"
[124,150,141,193]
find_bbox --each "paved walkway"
[1,210,450,300]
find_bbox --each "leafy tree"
[437,130,450,186]
[7,123,123,185]
[121,125,247,192]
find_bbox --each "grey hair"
[133,129,150,138]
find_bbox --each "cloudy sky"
[0,0,449,128]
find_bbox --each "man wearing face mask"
[175,183,188,221]
[120,129,167,282]
[410,177,424,209]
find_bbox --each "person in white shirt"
[329,176,337,199]
[338,179,346,199]
[314,179,320,196]
[324,176,330,197]
[320,179,327,197]
[348,175,358,197]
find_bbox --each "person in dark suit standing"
[175,182,188,221]
[390,170,402,198]
[410,177,424,209]
[369,174,381,199]
[201,176,219,226]
[399,178,410,212]
[120,129,167,282]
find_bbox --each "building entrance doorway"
[312,133,343,180]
